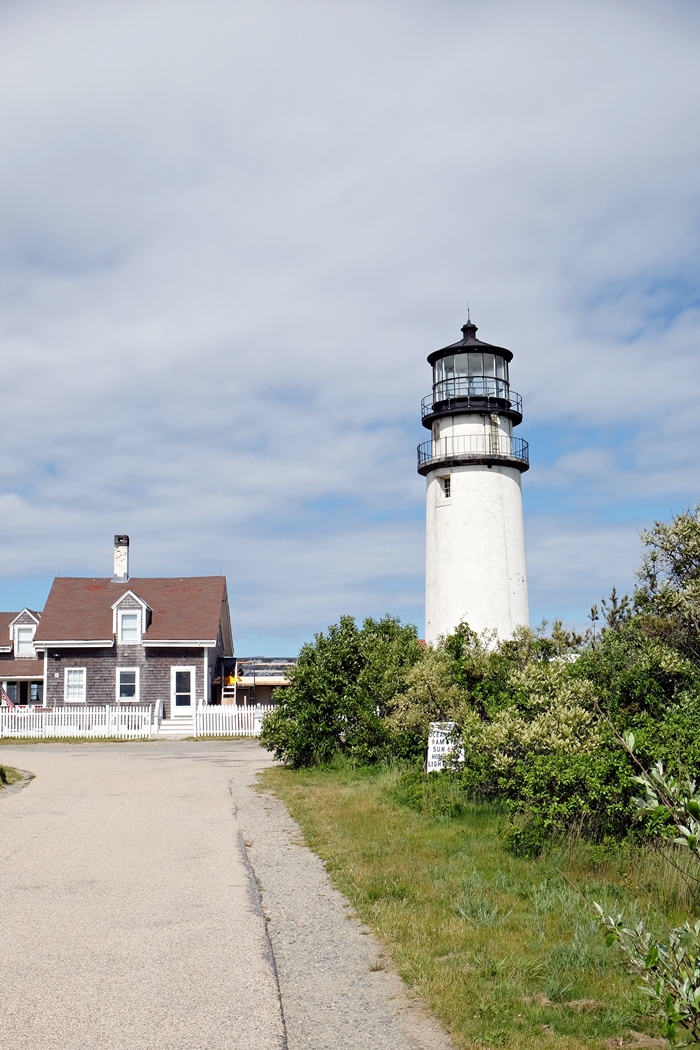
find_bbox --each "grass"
[262,761,684,1050]
[0,763,24,786]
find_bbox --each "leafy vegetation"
[259,614,422,766]
[595,739,700,1045]
[259,506,700,1045]
[262,507,700,857]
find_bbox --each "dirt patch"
[606,1033,668,1049]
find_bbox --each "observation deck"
[421,378,523,428]
[417,434,529,475]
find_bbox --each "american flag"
[1,685,15,708]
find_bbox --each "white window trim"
[15,625,36,658]
[111,592,151,639]
[8,609,40,647]
[116,667,140,703]
[64,667,87,704]
[170,665,196,717]
[118,610,142,645]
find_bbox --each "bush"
[500,747,637,855]
[259,614,422,767]
[261,506,700,844]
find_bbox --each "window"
[119,612,140,644]
[65,668,86,703]
[16,627,35,657]
[5,682,18,703]
[117,668,139,701]
[434,352,509,385]
[175,670,191,707]
[30,682,43,704]
[441,475,451,499]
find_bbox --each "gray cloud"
[1,0,699,647]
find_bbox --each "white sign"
[426,722,463,773]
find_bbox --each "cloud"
[0,0,699,648]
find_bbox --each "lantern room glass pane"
[443,355,454,377]
[483,353,495,377]
[495,356,505,380]
[454,353,468,374]
[468,352,482,376]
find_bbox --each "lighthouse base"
[424,462,529,646]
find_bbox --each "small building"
[30,536,234,720]
[222,657,296,706]
[0,609,45,704]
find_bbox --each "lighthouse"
[418,318,530,645]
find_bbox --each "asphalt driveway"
[0,740,452,1050]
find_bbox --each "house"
[32,536,234,719]
[0,609,45,704]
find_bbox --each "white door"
[171,666,196,718]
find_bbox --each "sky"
[1,0,699,653]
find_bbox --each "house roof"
[0,658,44,679]
[34,577,232,650]
[9,609,41,626]
[0,612,18,651]
[0,612,18,635]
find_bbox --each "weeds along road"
[0,740,452,1050]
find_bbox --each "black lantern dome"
[417,318,529,475]
[421,319,522,430]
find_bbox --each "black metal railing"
[417,434,529,471]
[422,378,522,419]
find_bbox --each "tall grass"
[264,761,684,1049]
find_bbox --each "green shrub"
[259,614,422,767]
[499,747,637,854]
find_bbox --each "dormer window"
[111,591,150,645]
[16,626,35,657]
[119,612,140,644]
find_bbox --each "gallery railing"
[422,379,522,420]
[417,434,529,471]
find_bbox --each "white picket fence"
[0,705,154,739]
[195,704,275,737]
[0,703,276,739]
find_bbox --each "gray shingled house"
[0,609,45,703]
[31,537,234,719]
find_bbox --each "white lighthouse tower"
[419,318,530,645]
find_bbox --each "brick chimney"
[113,535,130,582]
